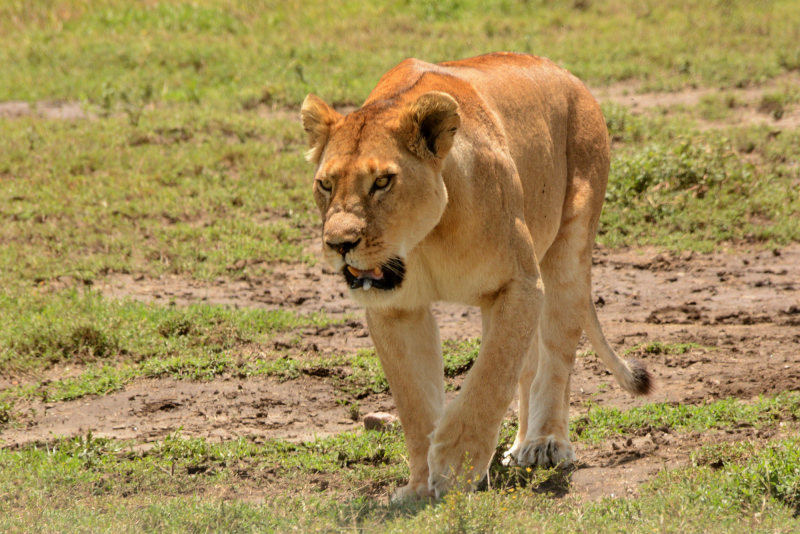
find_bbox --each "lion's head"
[301,91,460,303]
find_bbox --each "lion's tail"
[583,301,653,396]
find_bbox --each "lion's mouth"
[343,258,405,291]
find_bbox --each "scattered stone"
[363,412,398,432]
[301,366,349,379]
[646,304,704,324]
[784,305,800,315]
[227,259,247,271]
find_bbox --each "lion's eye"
[372,174,394,191]
[318,179,333,192]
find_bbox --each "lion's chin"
[342,257,405,292]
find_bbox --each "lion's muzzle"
[343,257,405,291]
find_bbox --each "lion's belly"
[516,137,568,261]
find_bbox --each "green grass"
[572,392,800,443]
[600,125,800,250]
[0,428,412,524]
[697,92,741,121]
[1,426,799,532]
[2,0,800,107]
[0,290,332,382]
[1,8,798,289]
[624,341,707,356]
[0,400,12,426]
[0,329,476,405]
[6,98,789,290]
[0,111,314,287]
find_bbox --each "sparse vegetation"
[1,427,799,532]
[0,288,339,399]
[3,0,800,106]
[573,392,800,443]
[625,341,706,356]
[0,401,13,426]
[601,129,800,250]
[698,92,740,121]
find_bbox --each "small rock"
[363,412,398,432]
[227,259,247,271]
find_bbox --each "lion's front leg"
[366,306,444,501]
[427,275,543,498]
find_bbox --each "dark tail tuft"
[627,359,654,396]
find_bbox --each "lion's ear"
[401,91,460,160]
[301,94,342,164]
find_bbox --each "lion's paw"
[428,463,487,499]
[509,435,575,468]
[391,481,432,502]
[427,429,492,498]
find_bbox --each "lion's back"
[364,53,609,259]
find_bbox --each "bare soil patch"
[92,244,800,411]
[3,375,396,447]
[0,100,89,120]
[592,73,800,130]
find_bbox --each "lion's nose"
[326,238,361,256]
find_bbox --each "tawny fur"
[301,52,652,500]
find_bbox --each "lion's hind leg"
[501,328,539,466]
[506,221,593,468]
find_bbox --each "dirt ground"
[4,243,799,501]
[591,73,800,130]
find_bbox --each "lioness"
[301,52,652,499]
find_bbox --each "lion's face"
[301,92,460,303]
